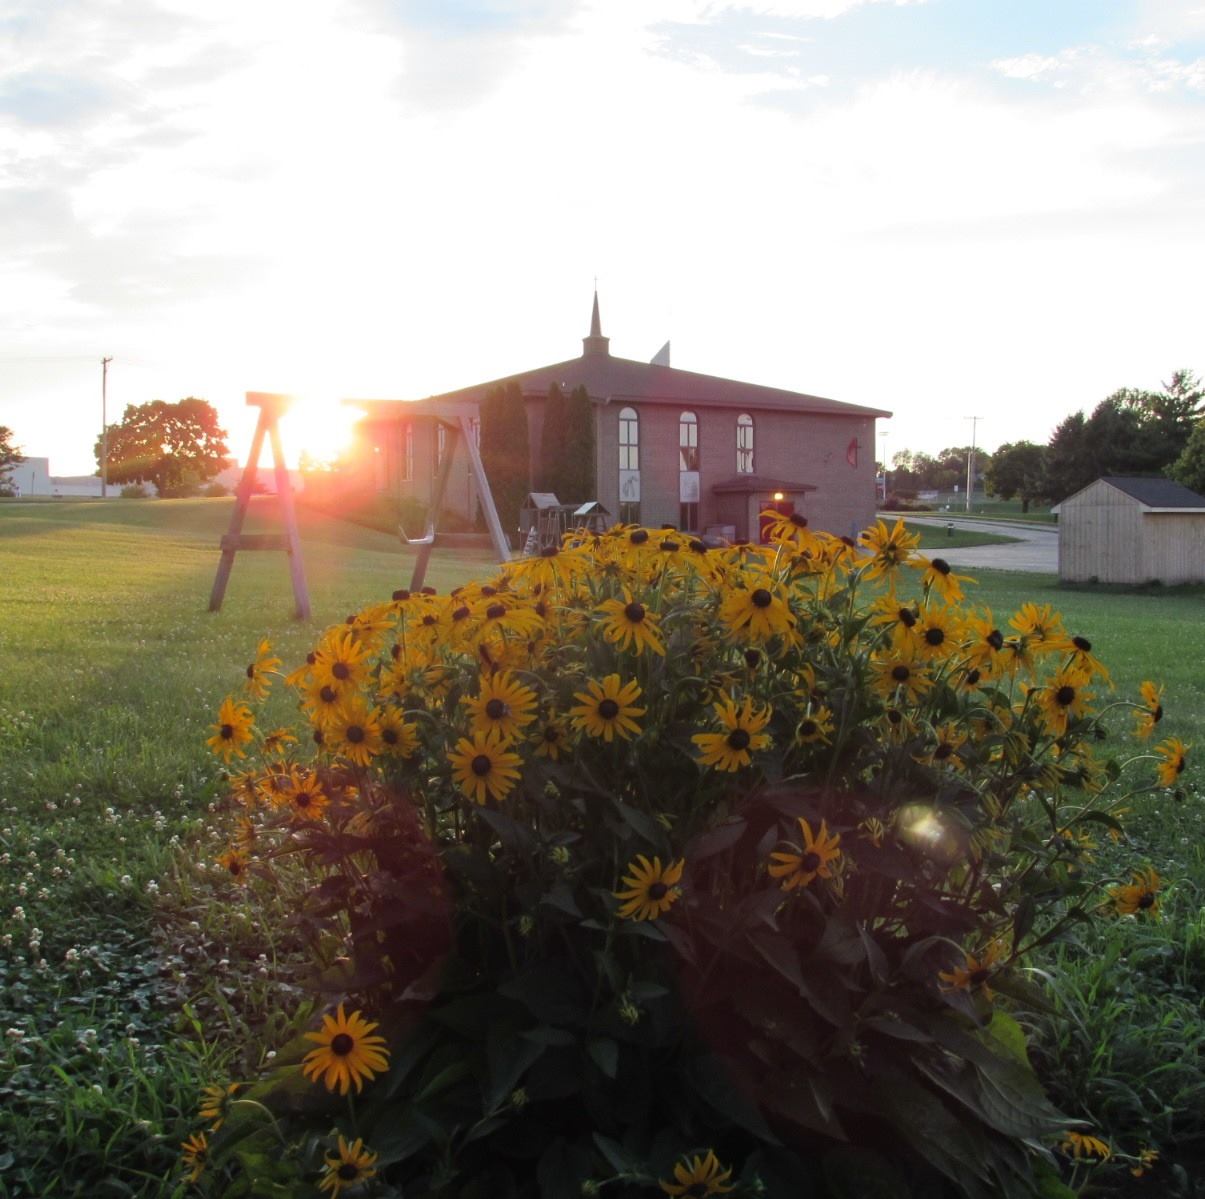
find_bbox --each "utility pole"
[965,415,981,513]
[878,429,889,503]
[101,357,113,498]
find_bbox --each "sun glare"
[282,396,362,468]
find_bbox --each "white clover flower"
[119,875,132,887]
[11,906,25,922]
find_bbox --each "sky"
[3,0,1205,474]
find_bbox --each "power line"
[965,416,982,513]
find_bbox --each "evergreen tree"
[479,381,530,540]
[1170,419,1205,494]
[537,383,568,495]
[560,385,596,504]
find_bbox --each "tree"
[536,383,568,494]
[537,384,596,504]
[478,381,530,539]
[95,398,229,496]
[0,426,23,496]
[1169,419,1205,494]
[985,441,1050,512]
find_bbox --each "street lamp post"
[101,356,113,498]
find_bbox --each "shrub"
[203,481,229,498]
[192,517,1173,1196]
[120,483,149,498]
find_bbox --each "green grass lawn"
[0,500,1200,1195]
[903,520,1021,549]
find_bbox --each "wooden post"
[208,392,311,619]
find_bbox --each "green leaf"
[415,1059,472,1103]
[982,1011,1031,1069]
[540,881,582,917]
[1013,895,1036,945]
[587,1037,619,1079]
[592,1132,641,1176]
[487,1023,546,1111]
[822,1146,911,1199]
[685,817,747,860]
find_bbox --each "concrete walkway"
[903,515,1059,575]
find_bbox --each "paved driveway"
[903,516,1058,575]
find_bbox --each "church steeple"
[582,288,610,357]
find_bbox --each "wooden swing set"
[207,393,511,617]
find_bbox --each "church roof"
[351,293,890,420]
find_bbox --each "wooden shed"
[1051,476,1205,584]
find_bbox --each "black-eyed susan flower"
[914,554,974,603]
[913,603,963,662]
[868,594,922,652]
[461,671,538,744]
[760,507,817,550]
[447,730,523,804]
[767,817,841,891]
[691,694,772,772]
[260,726,297,756]
[180,1132,208,1183]
[216,847,250,884]
[1154,736,1188,788]
[915,722,967,769]
[302,680,345,729]
[795,705,835,746]
[1034,669,1093,736]
[614,855,684,921]
[301,1004,390,1095]
[326,698,383,768]
[1111,867,1161,917]
[1060,1130,1112,1161]
[659,1149,734,1196]
[1008,602,1065,652]
[1130,1146,1159,1178]
[961,609,1005,680]
[1134,680,1165,740]
[569,674,645,742]
[858,517,920,582]
[206,697,255,763]
[319,1135,379,1196]
[281,766,329,822]
[596,591,666,656]
[198,1082,240,1131]
[938,940,1003,1000]
[242,638,280,700]
[376,706,418,757]
[870,653,931,703]
[717,575,794,643]
[1053,632,1111,686]
[313,629,373,693]
[532,717,568,760]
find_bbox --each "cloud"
[993,43,1205,95]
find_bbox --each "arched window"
[618,406,640,523]
[736,413,754,474]
[679,411,699,530]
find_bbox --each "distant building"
[349,294,890,542]
[5,457,50,497]
[1052,476,1205,584]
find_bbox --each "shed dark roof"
[711,475,817,495]
[1102,476,1205,509]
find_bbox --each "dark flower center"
[390,644,401,659]
[1153,705,1164,722]
[245,663,256,678]
[751,588,772,608]
[683,1187,708,1199]
[382,728,398,745]
[535,601,548,618]
[689,539,707,554]
[1073,636,1092,651]
[1055,685,1076,707]
[925,627,945,646]
[790,513,808,527]
[331,1033,354,1056]
[1138,892,1156,909]
[891,665,911,682]
[421,586,437,595]
[543,726,559,743]
[800,851,821,872]
[422,614,437,626]
[969,968,990,987]
[744,649,761,668]
[934,743,954,760]
[481,585,497,597]
[338,1163,360,1181]
[306,652,317,665]
[471,754,492,776]
[486,603,506,620]
[485,698,509,720]
[598,699,620,719]
[886,708,903,725]
[320,686,337,703]
[346,725,365,744]
[227,859,242,875]
[965,669,981,686]
[392,589,410,601]
[986,629,1004,650]
[332,662,351,680]
[799,719,818,737]
[629,530,649,545]
[648,882,669,900]
[660,539,680,553]
[840,535,856,547]
[295,792,311,807]
[452,606,470,622]
[624,602,646,623]
[313,729,325,745]
[726,729,752,750]
[898,608,917,628]
[220,723,234,740]
[540,545,559,558]
[931,557,951,575]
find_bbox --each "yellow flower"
[938,940,1004,1000]
[206,697,255,763]
[180,1131,208,1183]
[1009,602,1065,651]
[1130,1146,1159,1178]
[869,652,932,703]
[532,717,569,760]
[614,854,685,921]
[912,603,963,662]
[868,594,922,653]
[447,730,523,804]
[326,697,384,768]
[198,1082,240,1131]
[717,574,794,643]
[915,722,967,769]
[1154,736,1188,788]
[312,629,373,693]
[216,846,250,884]
[1052,632,1112,686]
[1033,669,1093,735]
[659,1149,734,1196]
[692,694,772,771]
[913,554,974,602]
[858,517,920,582]
[301,1004,390,1095]
[1110,867,1161,917]
[242,638,281,700]
[280,765,329,822]
[569,674,645,742]
[461,671,538,744]
[319,1135,379,1196]
[795,705,835,746]
[260,726,297,755]
[760,507,818,550]
[767,817,842,890]
[1134,680,1165,740]
[596,591,666,656]
[376,706,419,757]
[1061,1130,1112,1161]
